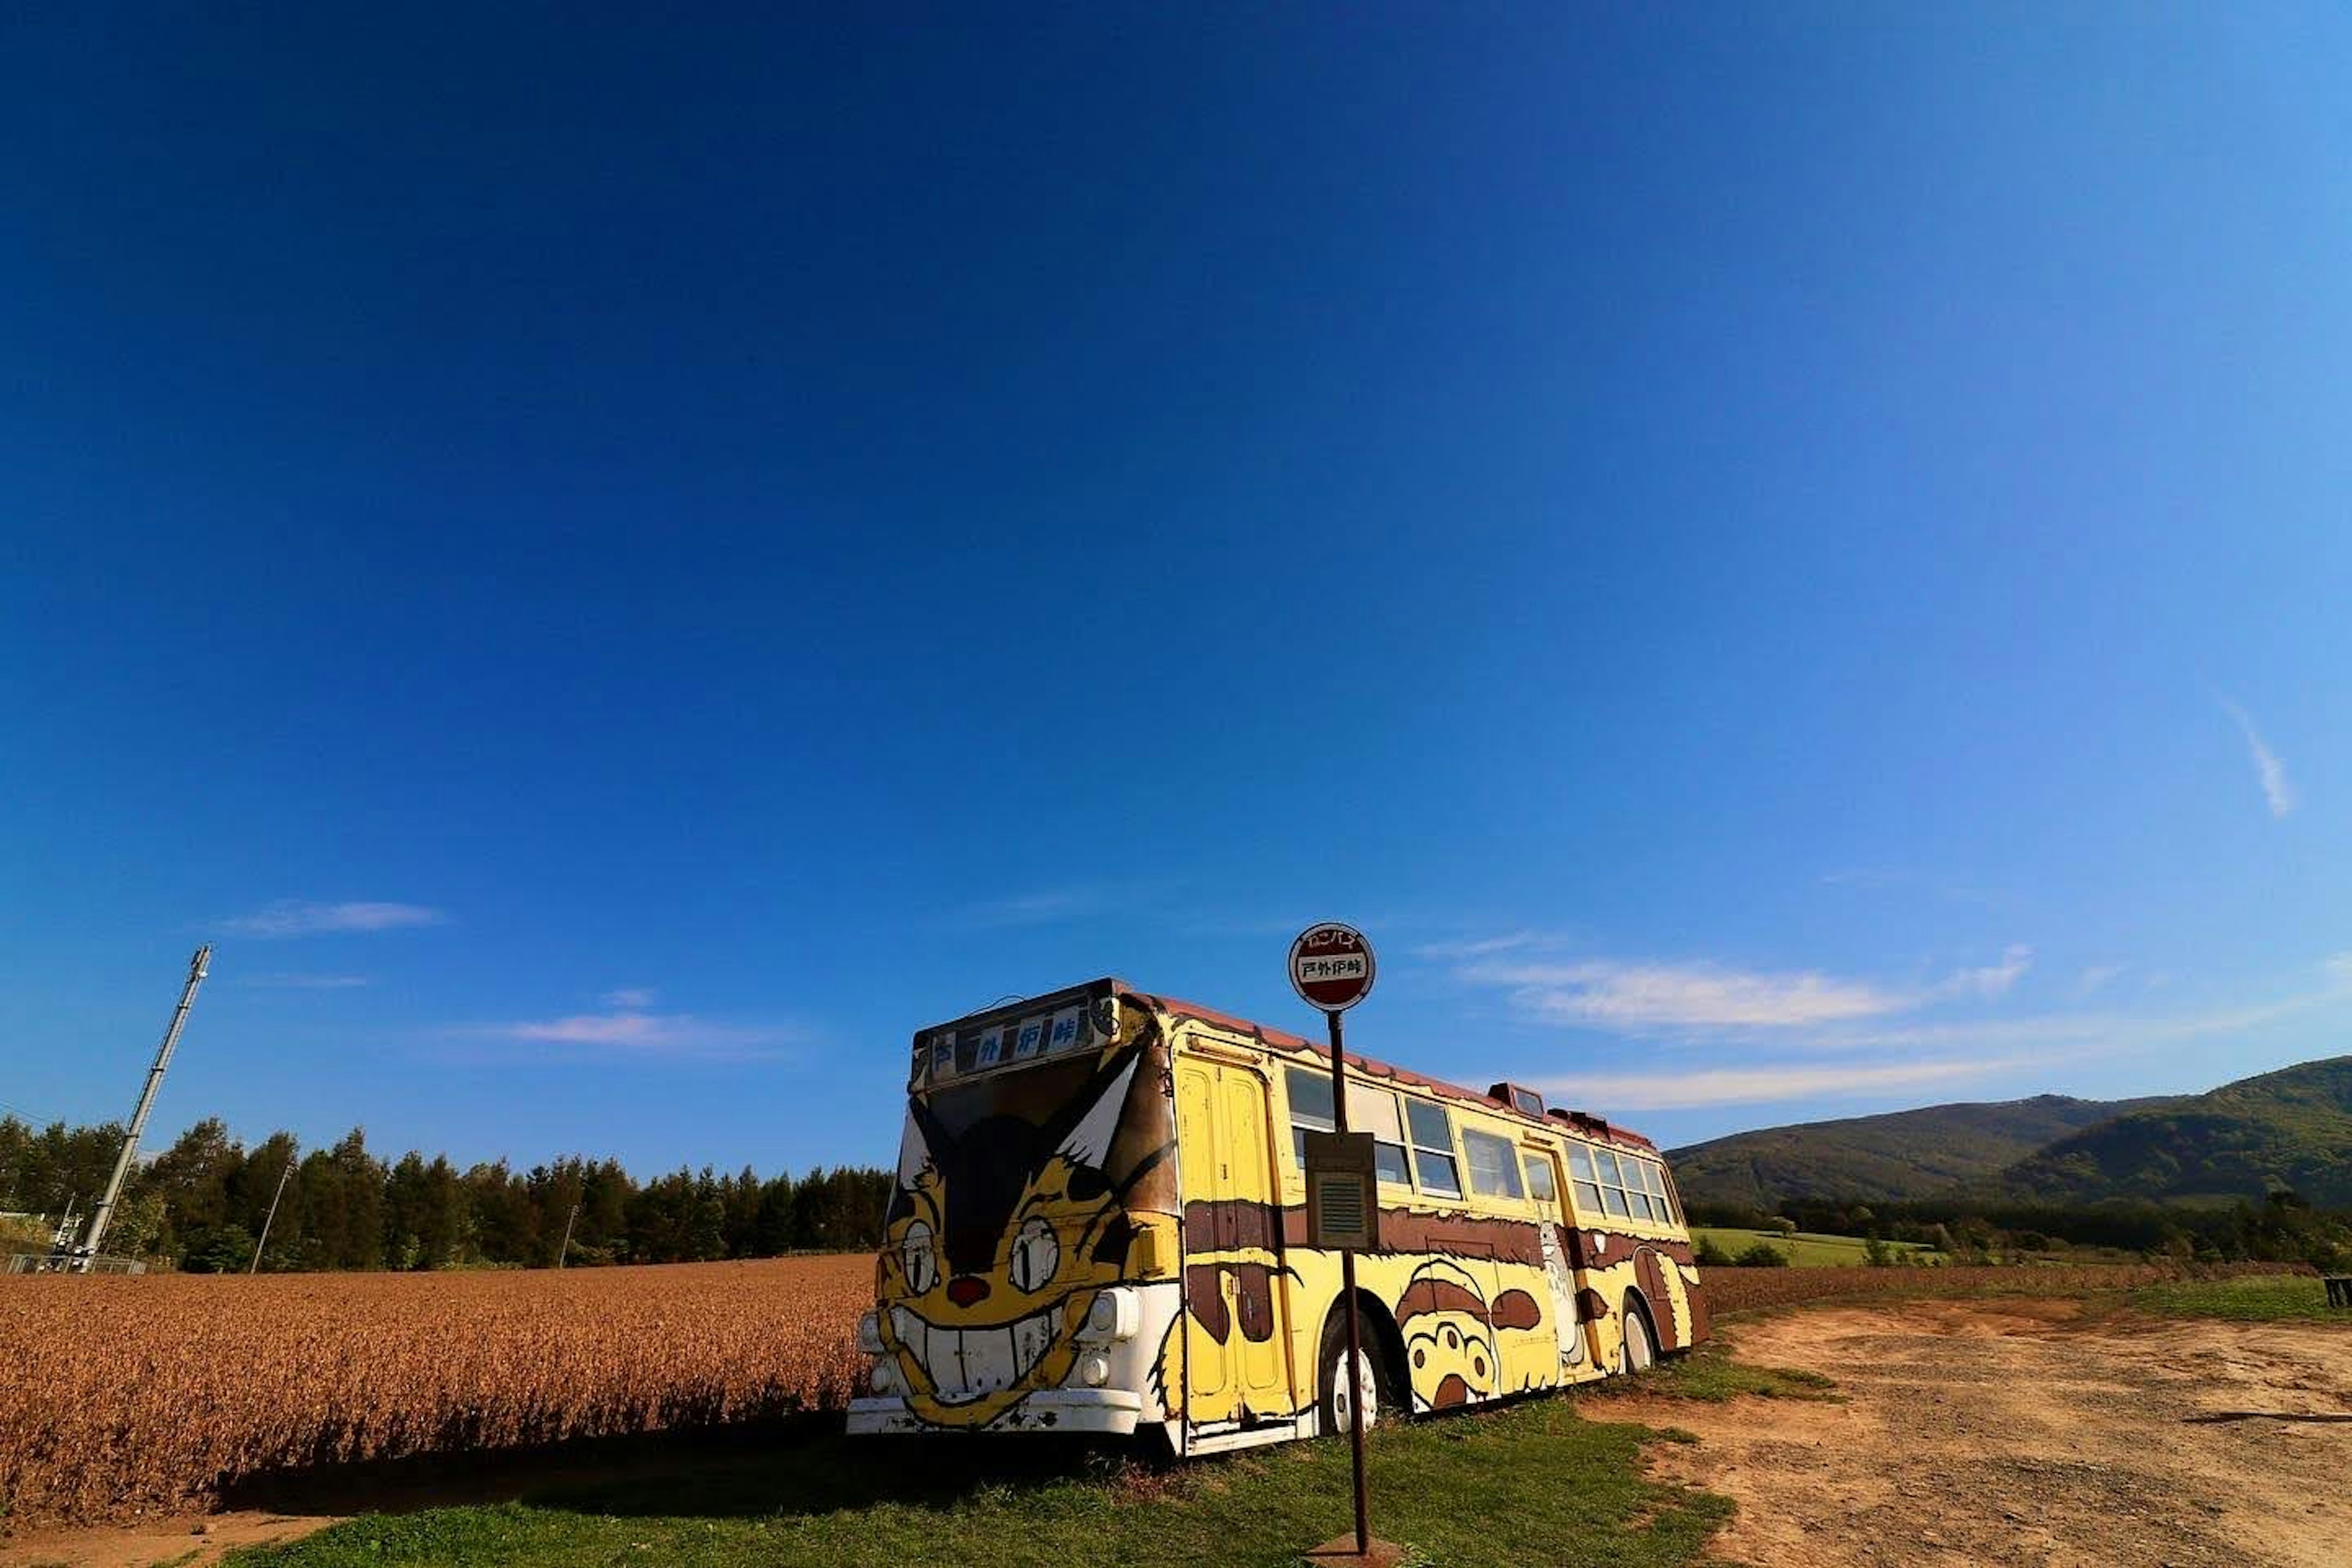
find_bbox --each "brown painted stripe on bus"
[1398,1275,1490,1325]
[1182,1199,1546,1268]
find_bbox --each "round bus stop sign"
[1289,922,1377,1012]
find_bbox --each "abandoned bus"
[848,979,1708,1453]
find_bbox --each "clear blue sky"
[6,8,2348,1175]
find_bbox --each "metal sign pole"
[1329,1006,1370,1558]
[1291,921,1396,1567]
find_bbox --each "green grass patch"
[1594,1336,1839,1403]
[1694,1227,1940,1267]
[2125,1274,2344,1323]
[218,1403,1730,1568]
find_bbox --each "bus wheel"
[1619,1297,1657,1374]
[1317,1310,1391,1436]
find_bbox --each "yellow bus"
[849,979,1709,1454]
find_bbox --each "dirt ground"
[9,1297,2349,1568]
[1599,1298,2352,1568]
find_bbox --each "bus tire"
[1316,1305,1395,1437]
[1619,1294,1657,1374]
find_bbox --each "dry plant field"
[0,1254,870,1528]
[1703,1259,2296,1316]
[1,1254,2302,1536]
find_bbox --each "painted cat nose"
[946,1275,990,1306]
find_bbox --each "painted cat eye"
[902,1220,939,1294]
[1009,1216,1059,1293]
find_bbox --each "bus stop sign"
[1289,923,1376,1012]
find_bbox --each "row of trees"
[0,1115,895,1273]
[1686,1191,2352,1272]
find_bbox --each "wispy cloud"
[241,972,371,990]
[1928,944,2033,1001]
[1412,930,1569,962]
[469,1007,797,1059]
[1536,1055,2034,1112]
[600,987,657,1009]
[1462,958,1910,1029]
[222,900,446,938]
[2218,698,2295,819]
[1451,943,2033,1033]
[1520,951,2352,1114]
[954,889,1097,929]
[2077,964,2127,997]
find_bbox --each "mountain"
[1667,1093,2179,1209]
[1991,1057,2352,1208]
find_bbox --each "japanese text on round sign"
[1289,922,1376,1012]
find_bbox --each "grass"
[1693,1227,1940,1267]
[2124,1273,2346,1323]
[217,1399,1731,1568]
[1605,1335,1840,1403]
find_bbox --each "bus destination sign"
[1289,922,1376,1012]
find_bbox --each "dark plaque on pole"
[1303,1130,1379,1251]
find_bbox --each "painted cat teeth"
[891,1303,1067,1403]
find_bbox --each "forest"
[0,1114,895,1272]
[1685,1189,2352,1271]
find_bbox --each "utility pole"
[556,1200,580,1268]
[77,946,211,1270]
[251,1140,298,1273]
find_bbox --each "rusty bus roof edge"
[1133,985,1660,1153]
[914,977,1660,1153]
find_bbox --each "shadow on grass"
[217,1417,1158,1524]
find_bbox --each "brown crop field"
[2,1254,2310,1534]
[0,1254,870,1528]
[1703,1258,2304,1316]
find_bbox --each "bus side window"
[1657,1162,1687,1224]
[1566,1144,1604,1216]
[1521,1152,1556,1204]
[1351,1084,1413,1188]
[1639,1160,1674,1223]
[1592,1150,1634,1219]
[1284,1065,1334,1170]
[1404,1099,1463,1198]
[1462,1127,1525,1200]
[1288,1066,1412,1188]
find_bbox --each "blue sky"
[5,8,2349,1175]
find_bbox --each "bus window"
[1521,1152,1557,1204]
[1638,1161,1673,1222]
[1404,1099,1463,1197]
[1593,1150,1634,1219]
[1351,1085,1413,1188]
[1566,1144,1604,1215]
[1288,1066,1412,1187]
[1462,1127,1525,1200]
[1285,1065,1333,1169]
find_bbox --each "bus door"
[1521,1145,1590,1373]
[1175,1057,1294,1423]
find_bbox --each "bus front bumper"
[847,1390,1145,1436]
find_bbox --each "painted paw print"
[1397,1259,1496,1409]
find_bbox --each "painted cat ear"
[1054,1055,1138,1170]
[898,1115,933,1191]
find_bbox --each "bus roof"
[916,977,1660,1154]
[1128,982,1659,1154]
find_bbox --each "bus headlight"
[1077,1352,1111,1387]
[857,1311,884,1355]
[870,1358,896,1394]
[1081,1287,1139,1343]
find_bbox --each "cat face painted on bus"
[876,1045,1152,1428]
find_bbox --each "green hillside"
[1991,1057,2352,1207]
[1666,1093,2173,1208]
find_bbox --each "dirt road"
[1597,1297,2352,1568]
